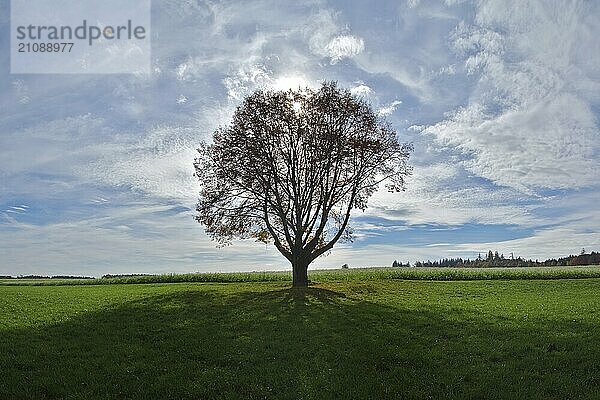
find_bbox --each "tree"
[194,82,412,287]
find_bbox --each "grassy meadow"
[1,269,600,399]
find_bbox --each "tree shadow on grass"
[1,285,599,400]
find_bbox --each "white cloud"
[87,125,203,202]
[364,162,537,227]
[304,8,367,64]
[325,35,365,64]
[377,100,403,116]
[306,8,344,58]
[417,0,600,193]
[223,62,272,99]
[350,84,373,98]
[0,205,287,276]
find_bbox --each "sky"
[1,0,599,276]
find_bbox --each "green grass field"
[2,273,600,399]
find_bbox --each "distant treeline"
[0,275,95,280]
[394,250,600,268]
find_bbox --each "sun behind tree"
[194,82,412,287]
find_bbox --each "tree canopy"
[195,82,412,286]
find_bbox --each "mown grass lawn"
[1,278,600,399]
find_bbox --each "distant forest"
[394,249,600,268]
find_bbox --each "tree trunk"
[292,259,309,287]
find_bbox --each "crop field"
[3,265,600,286]
[1,271,600,399]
